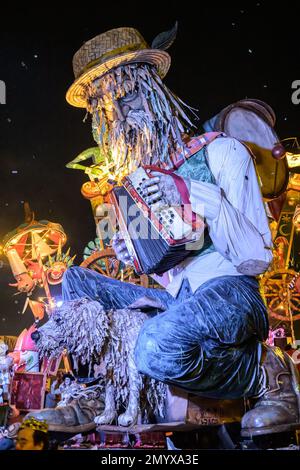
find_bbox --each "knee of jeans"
[134,326,158,374]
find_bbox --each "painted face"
[46,261,67,285]
[100,87,144,123]
[87,63,195,172]
[64,377,71,386]
[16,428,44,451]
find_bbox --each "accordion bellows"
[110,168,205,275]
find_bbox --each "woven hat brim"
[66,49,171,108]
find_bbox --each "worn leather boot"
[241,345,300,437]
[26,386,105,433]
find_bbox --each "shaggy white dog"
[35,298,166,427]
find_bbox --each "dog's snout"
[31,330,40,342]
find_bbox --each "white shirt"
[154,136,273,297]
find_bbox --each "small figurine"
[56,374,84,407]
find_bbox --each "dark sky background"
[0,4,299,335]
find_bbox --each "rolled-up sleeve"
[188,137,273,275]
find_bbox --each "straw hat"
[66,24,178,108]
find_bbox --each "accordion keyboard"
[127,167,193,241]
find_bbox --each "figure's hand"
[112,233,133,265]
[141,172,184,206]
[9,273,36,294]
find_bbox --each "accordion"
[110,167,205,275]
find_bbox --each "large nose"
[114,99,126,121]
[31,330,40,342]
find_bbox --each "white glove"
[140,172,183,206]
[111,232,133,265]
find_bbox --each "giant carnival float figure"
[29,24,300,438]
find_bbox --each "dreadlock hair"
[85,63,199,173]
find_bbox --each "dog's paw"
[94,411,115,425]
[117,410,139,427]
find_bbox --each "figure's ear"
[151,21,178,50]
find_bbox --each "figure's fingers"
[152,172,174,186]
[115,240,127,253]
[9,283,18,288]
[118,250,132,265]
[145,191,163,204]
[111,238,118,249]
[121,253,132,263]
[141,177,160,189]
[112,235,125,250]
[151,171,165,178]
[142,184,160,196]
[112,232,121,244]
[116,250,129,261]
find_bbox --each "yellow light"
[287,152,300,169]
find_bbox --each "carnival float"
[1,24,300,450]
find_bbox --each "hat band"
[80,41,149,76]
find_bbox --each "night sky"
[0,4,299,335]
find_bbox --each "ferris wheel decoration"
[260,268,300,322]
[2,204,75,319]
[3,219,66,263]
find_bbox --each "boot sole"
[241,422,300,437]
[286,352,300,410]
[242,352,300,438]
[48,422,96,433]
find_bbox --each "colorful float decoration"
[2,204,75,317]
[260,139,300,344]
[46,248,76,286]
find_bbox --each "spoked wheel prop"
[260,268,300,343]
[80,248,149,287]
[240,431,300,450]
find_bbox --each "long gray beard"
[88,64,198,173]
[110,109,160,171]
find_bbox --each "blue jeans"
[62,267,268,399]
